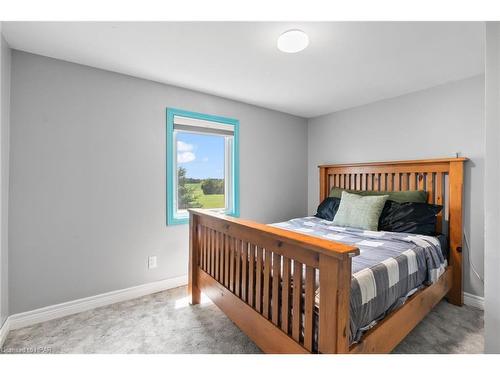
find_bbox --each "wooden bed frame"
[188,157,466,353]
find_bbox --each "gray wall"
[9,51,308,314]
[307,75,485,298]
[0,27,11,327]
[485,22,500,353]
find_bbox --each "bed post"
[447,159,465,306]
[317,165,351,353]
[318,254,352,353]
[188,211,201,305]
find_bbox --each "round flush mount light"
[277,29,309,53]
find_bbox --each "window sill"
[167,209,239,226]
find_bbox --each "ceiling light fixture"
[277,29,309,53]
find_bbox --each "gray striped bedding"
[271,216,447,344]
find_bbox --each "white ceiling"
[2,22,485,118]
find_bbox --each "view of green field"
[186,182,225,209]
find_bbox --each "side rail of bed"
[188,209,359,354]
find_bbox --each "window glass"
[175,132,226,212]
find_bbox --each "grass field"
[186,182,225,209]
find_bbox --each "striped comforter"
[271,217,447,343]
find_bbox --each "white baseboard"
[7,275,187,332]
[464,292,484,310]
[0,317,11,348]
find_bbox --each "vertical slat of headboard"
[418,173,425,190]
[426,173,434,204]
[320,168,328,202]
[435,173,444,232]
[387,173,393,191]
[394,173,401,191]
[401,173,408,190]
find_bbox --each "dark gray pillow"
[315,197,341,221]
[378,200,443,235]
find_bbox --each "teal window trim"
[166,108,240,225]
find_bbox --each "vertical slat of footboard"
[212,230,219,278]
[281,257,291,333]
[219,232,224,282]
[198,226,202,269]
[224,234,230,288]
[209,229,214,276]
[205,227,209,271]
[200,226,205,270]
[217,232,222,282]
[202,228,207,273]
[205,228,210,275]
[292,260,303,342]
[213,230,217,276]
[263,249,272,319]
[255,246,263,313]
[241,241,248,302]
[304,265,315,351]
[215,232,220,280]
[235,239,241,296]
[272,252,281,325]
[229,237,235,292]
[248,245,255,307]
[211,229,215,276]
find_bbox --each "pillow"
[329,187,427,203]
[378,200,443,235]
[332,191,389,231]
[315,197,341,221]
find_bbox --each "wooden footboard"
[188,209,359,353]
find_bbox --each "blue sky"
[176,132,225,179]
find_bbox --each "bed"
[188,158,466,353]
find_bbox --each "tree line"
[177,167,224,209]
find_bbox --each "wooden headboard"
[318,157,467,305]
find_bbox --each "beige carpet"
[2,286,483,354]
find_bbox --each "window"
[166,108,239,225]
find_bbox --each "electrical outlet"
[148,256,157,269]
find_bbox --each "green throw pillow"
[332,191,389,231]
[329,187,427,203]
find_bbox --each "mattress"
[271,216,447,344]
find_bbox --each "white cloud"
[177,141,194,152]
[177,140,196,163]
[178,151,196,163]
